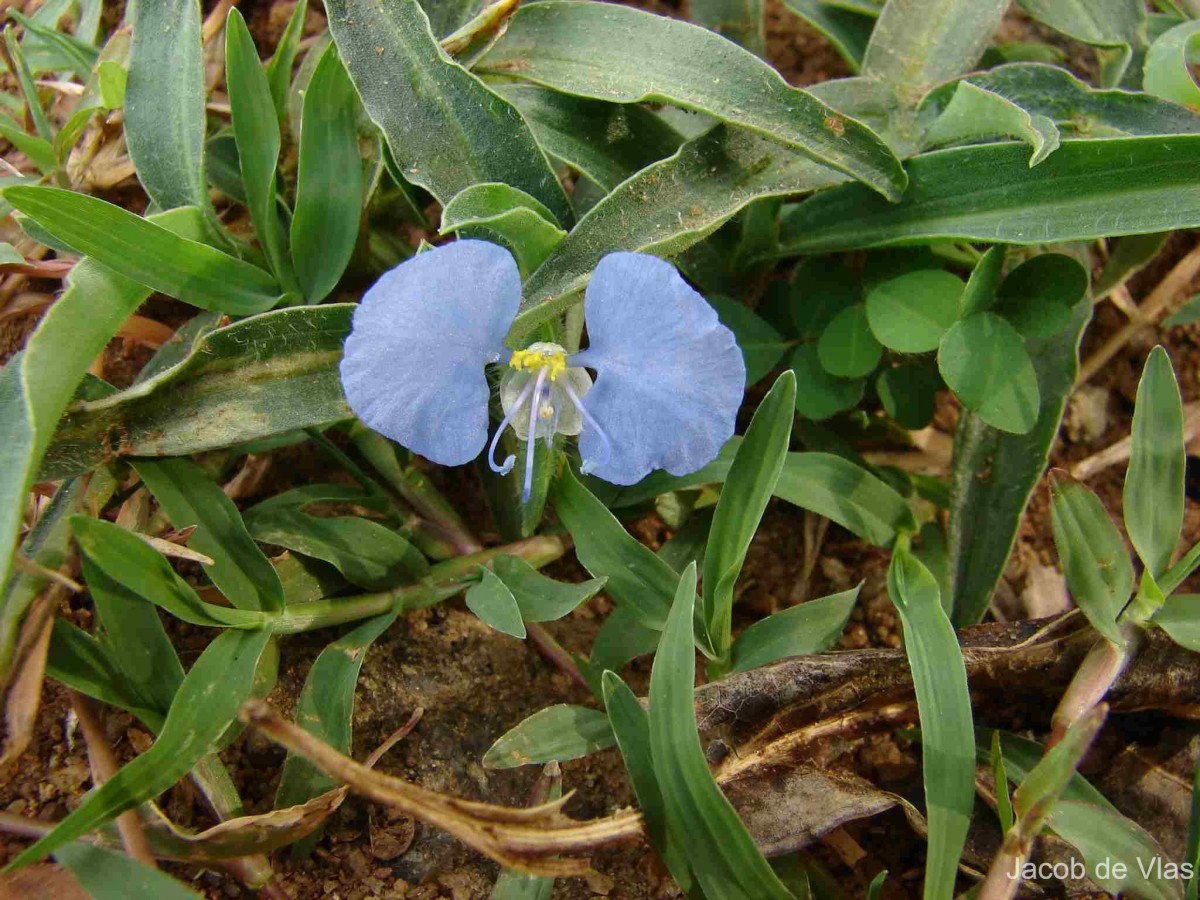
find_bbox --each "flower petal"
[339,240,520,466]
[571,252,745,485]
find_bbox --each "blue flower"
[340,240,745,499]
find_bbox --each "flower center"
[508,342,568,381]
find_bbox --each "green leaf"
[1015,0,1145,86]
[71,517,272,629]
[226,8,294,291]
[601,672,698,896]
[1152,594,1200,652]
[47,619,165,731]
[788,344,865,420]
[779,0,872,72]
[649,564,794,898]
[923,81,1061,165]
[3,187,281,314]
[947,299,1089,625]
[550,466,675,631]
[466,567,527,638]
[1125,346,1185,580]
[1010,707,1104,824]
[877,364,941,430]
[777,136,1200,254]
[125,0,210,212]
[513,125,846,336]
[790,257,861,336]
[480,1,905,200]
[1190,751,1200,900]
[886,543,974,900]
[275,610,400,834]
[492,554,606,623]
[993,253,1089,339]
[265,0,308,121]
[55,843,202,899]
[1164,294,1200,328]
[1145,19,1200,108]
[441,184,566,278]
[960,246,1005,317]
[704,371,797,661]
[866,270,963,353]
[1049,473,1132,645]
[482,704,614,769]
[818,304,882,378]
[0,113,55,173]
[292,44,362,303]
[244,485,427,591]
[40,305,352,479]
[991,731,1014,835]
[8,10,96,80]
[3,27,52,144]
[136,458,284,612]
[495,84,684,192]
[730,585,858,672]
[861,0,1009,104]
[938,313,1040,433]
[325,0,572,225]
[8,627,272,870]
[707,297,788,387]
[690,0,764,54]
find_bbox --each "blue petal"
[339,240,520,466]
[571,252,745,485]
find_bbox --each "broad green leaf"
[993,253,1088,339]
[886,544,973,900]
[480,1,905,200]
[707,297,788,387]
[466,567,527,638]
[730,585,858,672]
[550,466,675,630]
[441,184,566,278]
[1015,0,1145,86]
[704,372,796,661]
[275,610,399,822]
[925,64,1200,140]
[923,81,1060,165]
[779,0,872,72]
[40,305,352,478]
[71,517,272,630]
[492,555,606,623]
[861,0,1008,104]
[777,136,1200,254]
[495,84,684,192]
[789,344,865,420]
[125,0,209,212]
[818,304,882,378]
[938,313,1040,434]
[877,364,940,430]
[790,257,861,336]
[602,672,698,896]
[601,443,915,546]
[226,9,294,291]
[0,207,209,598]
[265,0,308,121]
[1049,473,1132,645]
[292,44,362,303]
[513,125,845,336]
[482,704,614,768]
[325,0,572,225]
[948,300,1090,625]
[1152,594,1200,652]
[244,485,427,591]
[649,565,794,898]
[1124,346,1185,580]
[136,458,285,612]
[1145,20,1200,108]
[4,187,281,314]
[691,0,764,54]
[55,843,202,899]
[866,270,963,353]
[8,627,272,869]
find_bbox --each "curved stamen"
[523,368,549,501]
[560,379,612,475]
[487,375,537,476]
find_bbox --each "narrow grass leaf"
[1151,594,1200,652]
[482,705,614,769]
[730,585,859,672]
[887,543,974,900]
[779,0,872,72]
[1124,345,1185,580]
[55,843,202,899]
[265,0,308,120]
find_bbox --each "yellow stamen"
[509,346,567,381]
